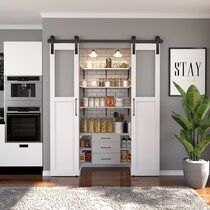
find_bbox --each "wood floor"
[0,167,209,206]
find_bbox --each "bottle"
[128,121,131,133]
[123,121,128,133]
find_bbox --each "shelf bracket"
[155,36,160,55]
[131,36,136,55]
[74,35,79,55]
[49,35,55,55]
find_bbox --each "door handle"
[101,158,111,160]
[133,98,135,116]
[101,137,111,140]
[19,144,28,148]
[75,98,77,116]
[101,146,111,149]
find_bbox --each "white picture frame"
[169,48,207,96]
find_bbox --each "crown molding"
[41,12,210,19]
[0,24,42,30]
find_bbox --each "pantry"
[49,36,161,176]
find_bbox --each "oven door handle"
[19,144,29,148]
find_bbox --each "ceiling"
[0,0,210,26]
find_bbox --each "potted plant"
[172,82,210,189]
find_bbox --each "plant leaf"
[172,112,192,131]
[180,129,193,145]
[173,82,186,97]
[182,98,193,122]
[197,124,210,136]
[194,134,210,158]
[175,134,194,155]
[186,85,202,113]
[195,99,210,124]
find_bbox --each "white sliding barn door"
[131,44,160,176]
[50,43,80,176]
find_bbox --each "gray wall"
[0,29,42,108]
[42,18,210,171]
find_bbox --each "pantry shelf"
[80,67,131,71]
[80,107,131,109]
[80,86,131,89]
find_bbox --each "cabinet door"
[4,42,42,76]
[131,44,160,176]
[50,43,79,176]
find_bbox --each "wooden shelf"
[80,106,131,109]
[80,148,91,151]
[80,67,130,71]
[80,86,131,89]
[121,148,131,150]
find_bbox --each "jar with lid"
[126,138,131,148]
[121,137,127,148]
[105,79,110,88]
[101,118,107,133]
[99,97,105,107]
[88,118,95,133]
[81,118,88,133]
[110,78,115,87]
[94,97,100,107]
[83,98,89,107]
[123,78,129,87]
[114,78,120,87]
[95,118,101,133]
[107,118,113,133]
[89,97,94,107]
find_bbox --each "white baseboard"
[160,170,184,176]
[42,170,51,176]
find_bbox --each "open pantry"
[49,36,161,176]
[79,49,132,167]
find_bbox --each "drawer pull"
[101,158,111,160]
[101,146,111,149]
[19,144,28,148]
[101,137,111,140]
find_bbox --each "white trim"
[160,170,184,176]
[41,13,210,19]
[42,170,51,176]
[0,24,42,30]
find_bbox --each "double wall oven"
[5,76,42,142]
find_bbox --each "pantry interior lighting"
[89,50,98,58]
[114,50,123,58]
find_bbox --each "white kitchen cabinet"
[50,43,80,176]
[0,124,42,166]
[131,44,160,176]
[0,143,42,166]
[4,42,42,76]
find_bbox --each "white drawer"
[0,143,42,166]
[92,153,120,164]
[92,133,120,144]
[0,125,5,144]
[92,142,120,154]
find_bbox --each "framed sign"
[169,48,207,96]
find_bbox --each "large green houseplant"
[172,82,210,188]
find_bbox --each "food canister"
[94,97,100,107]
[89,98,94,107]
[89,118,95,133]
[121,138,127,148]
[83,98,89,107]
[105,80,110,87]
[123,79,129,87]
[81,80,88,87]
[126,139,131,148]
[100,97,105,107]
[95,119,101,133]
[115,98,124,107]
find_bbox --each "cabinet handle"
[75,98,77,116]
[101,146,111,149]
[101,137,111,140]
[133,98,135,116]
[101,158,111,160]
[19,144,28,148]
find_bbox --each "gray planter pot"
[183,158,209,189]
